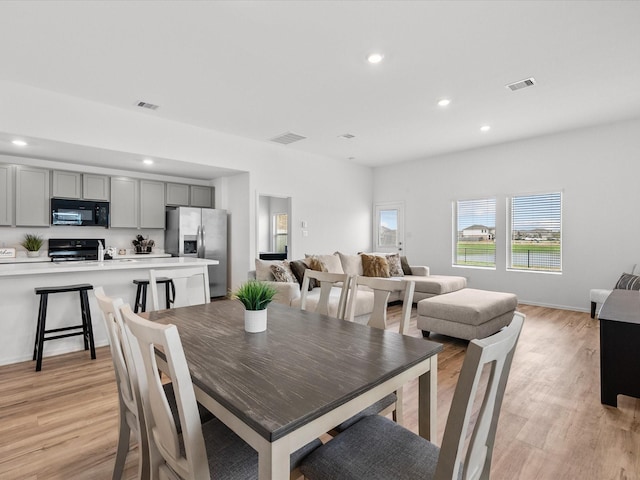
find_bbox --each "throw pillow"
[361,253,390,278]
[386,253,404,277]
[270,262,295,283]
[255,259,283,281]
[290,259,318,291]
[336,251,363,276]
[614,272,640,290]
[305,253,345,274]
[400,256,413,275]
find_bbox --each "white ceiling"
[1,0,639,176]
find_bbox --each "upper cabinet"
[82,174,110,201]
[0,164,13,226]
[52,171,110,201]
[110,177,138,228]
[52,171,81,199]
[15,166,50,227]
[190,185,214,208]
[140,180,165,229]
[166,183,190,206]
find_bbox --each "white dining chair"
[300,312,525,480]
[299,270,350,320]
[94,286,150,480]
[119,304,321,480]
[335,276,416,431]
[149,266,210,311]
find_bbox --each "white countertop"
[0,252,171,264]
[0,256,218,277]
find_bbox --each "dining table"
[143,299,443,480]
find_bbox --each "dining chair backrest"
[300,270,350,320]
[346,276,415,334]
[149,266,210,311]
[120,303,209,480]
[436,311,525,480]
[94,286,149,480]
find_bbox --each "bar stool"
[33,283,96,372]
[132,278,175,313]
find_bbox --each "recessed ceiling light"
[480,125,491,132]
[12,140,28,147]
[437,99,451,107]
[143,159,154,165]
[367,53,384,64]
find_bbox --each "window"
[508,192,562,272]
[273,213,288,253]
[454,198,496,268]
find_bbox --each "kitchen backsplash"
[0,226,166,256]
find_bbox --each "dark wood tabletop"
[144,299,442,442]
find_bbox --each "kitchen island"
[0,257,219,366]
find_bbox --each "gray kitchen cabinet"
[0,164,13,226]
[52,170,81,198]
[15,166,50,226]
[165,182,190,206]
[140,180,165,229]
[110,177,138,228]
[82,174,110,201]
[190,185,214,208]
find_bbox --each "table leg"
[418,354,438,442]
[258,437,289,480]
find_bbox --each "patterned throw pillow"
[386,253,404,277]
[270,262,295,283]
[305,255,325,272]
[614,272,640,290]
[361,253,390,278]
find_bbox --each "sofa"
[249,252,467,324]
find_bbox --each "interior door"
[374,202,405,254]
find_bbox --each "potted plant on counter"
[20,233,44,258]
[233,280,277,333]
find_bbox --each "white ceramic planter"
[26,251,40,258]
[244,309,267,333]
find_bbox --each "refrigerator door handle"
[196,225,202,258]
[201,225,206,257]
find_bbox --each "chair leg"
[35,294,48,371]
[590,301,596,319]
[33,294,45,361]
[421,330,430,338]
[112,406,131,480]
[81,290,97,360]
[393,387,404,426]
[134,284,143,314]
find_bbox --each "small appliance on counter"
[48,238,105,262]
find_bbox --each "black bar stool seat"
[133,277,175,313]
[33,283,96,372]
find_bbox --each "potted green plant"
[233,280,277,332]
[20,233,44,257]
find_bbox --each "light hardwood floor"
[1,304,639,479]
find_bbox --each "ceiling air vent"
[338,133,356,139]
[136,101,159,110]
[505,77,536,92]
[269,132,307,145]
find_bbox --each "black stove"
[48,238,105,262]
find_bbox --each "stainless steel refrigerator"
[165,207,228,297]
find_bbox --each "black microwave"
[51,198,110,227]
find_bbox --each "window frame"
[506,191,562,274]
[452,197,497,270]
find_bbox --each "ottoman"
[417,288,518,340]
[409,274,467,302]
